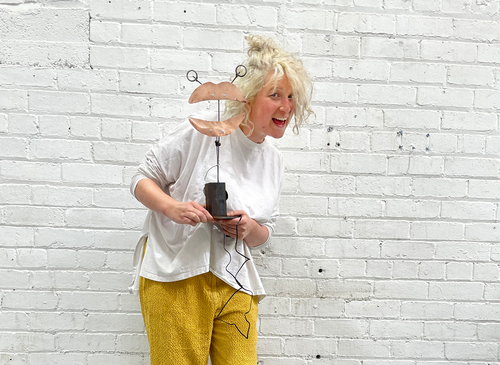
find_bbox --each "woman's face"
[245,73,294,143]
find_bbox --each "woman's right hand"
[134,179,213,226]
[166,201,213,226]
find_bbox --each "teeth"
[274,118,287,121]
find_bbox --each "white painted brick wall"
[1,0,500,364]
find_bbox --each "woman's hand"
[135,179,212,226]
[166,201,213,227]
[215,210,269,247]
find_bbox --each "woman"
[129,34,313,365]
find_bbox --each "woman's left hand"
[215,210,255,241]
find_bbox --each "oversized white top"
[129,118,284,300]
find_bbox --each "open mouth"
[272,117,287,127]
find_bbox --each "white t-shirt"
[129,118,284,300]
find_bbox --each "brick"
[478,43,500,63]
[121,24,182,47]
[0,184,31,204]
[39,115,70,137]
[356,176,412,196]
[453,19,500,42]
[30,139,92,161]
[299,174,355,195]
[3,290,58,310]
[477,323,500,341]
[412,178,467,198]
[411,221,464,240]
[153,1,216,24]
[391,340,444,359]
[151,50,210,72]
[338,339,391,357]
[418,87,474,108]
[120,71,178,95]
[316,319,368,337]
[58,291,119,311]
[261,317,313,336]
[132,121,161,141]
[286,8,335,31]
[385,199,440,219]
[442,201,496,221]
[331,153,386,174]
[424,322,476,341]
[217,5,278,27]
[338,13,395,34]
[446,262,473,280]
[329,197,384,218]
[445,342,498,361]
[298,218,353,237]
[326,239,380,258]
[401,301,453,320]
[448,65,495,87]
[455,302,500,321]
[327,107,383,127]
[266,237,324,258]
[93,141,150,164]
[362,37,419,59]
[0,67,55,88]
[0,40,88,68]
[284,338,336,356]
[0,90,28,111]
[90,46,149,69]
[92,93,150,117]
[85,313,144,332]
[65,208,123,229]
[475,89,500,109]
[302,34,360,57]
[4,206,64,226]
[0,137,27,158]
[90,20,121,43]
[445,157,500,178]
[390,62,446,84]
[57,69,119,92]
[62,163,123,185]
[397,15,453,37]
[370,320,422,339]
[33,186,92,207]
[420,40,477,63]
[474,263,499,282]
[29,91,90,114]
[413,0,440,11]
[345,300,400,318]
[261,277,316,297]
[466,223,500,242]
[0,332,55,352]
[418,261,445,280]
[354,220,409,239]
[55,333,116,352]
[374,281,428,299]
[359,84,416,106]
[388,156,443,176]
[313,82,358,103]
[0,8,88,42]
[91,0,151,20]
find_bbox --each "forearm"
[243,220,269,248]
[134,178,174,216]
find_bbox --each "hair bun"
[245,35,279,57]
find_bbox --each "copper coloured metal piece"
[189,112,245,137]
[188,82,246,104]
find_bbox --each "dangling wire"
[216,215,254,339]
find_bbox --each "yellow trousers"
[139,272,258,365]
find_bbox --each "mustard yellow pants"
[139,272,258,365]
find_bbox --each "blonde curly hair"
[225,35,314,135]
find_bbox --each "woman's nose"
[280,99,293,113]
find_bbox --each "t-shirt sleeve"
[130,129,184,198]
